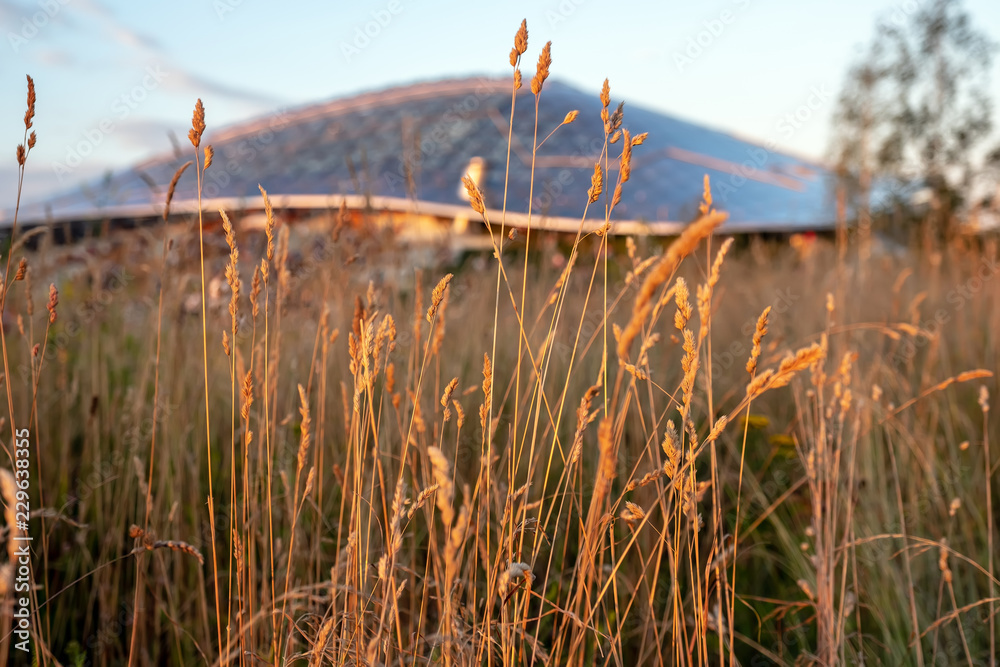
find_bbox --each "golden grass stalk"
[427,446,455,528]
[426,273,453,322]
[462,176,486,216]
[746,306,771,376]
[188,99,205,148]
[510,19,528,66]
[570,382,601,465]
[662,420,681,479]
[617,208,728,362]
[587,163,603,204]
[128,525,205,565]
[981,384,995,660]
[17,25,1000,665]
[746,342,826,399]
[530,41,552,96]
[2,79,38,496]
[479,353,493,433]
[45,284,57,324]
[620,501,646,529]
[673,278,691,331]
[441,378,459,422]
[221,210,240,310]
[163,161,192,220]
[408,484,440,521]
[882,369,994,420]
[184,96,225,661]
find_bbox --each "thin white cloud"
[73,0,162,52]
[110,118,184,151]
[65,0,285,108]
[166,69,284,108]
[34,48,75,66]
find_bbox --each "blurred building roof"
[5,76,836,234]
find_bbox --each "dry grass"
[0,23,998,666]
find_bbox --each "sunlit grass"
[2,21,998,666]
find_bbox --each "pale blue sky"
[2,0,999,210]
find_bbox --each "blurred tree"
[830,0,996,247]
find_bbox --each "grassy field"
[3,21,999,666]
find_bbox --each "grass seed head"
[426,273,453,322]
[588,163,603,203]
[150,539,205,566]
[46,283,58,323]
[938,540,952,583]
[747,306,771,376]
[618,208,727,361]
[188,99,206,148]
[24,75,36,131]
[662,420,680,478]
[241,370,253,420]
[531,41,552,95]
[706,416,728,443]
[512,19,528,63]
[607,101,624,135]
[708,238,733,288]
[296,384,311,473]
[674,278,691,330]
[620,501,646,529]
[427,446,454,526]
[617,129,634,200]
[570,383,602,465]
[164,161,192,220]
[462,176,486,215]
[259,185,275,262]
[699,174,713,215]
[250,265,261,318]
[441,377,459,422]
